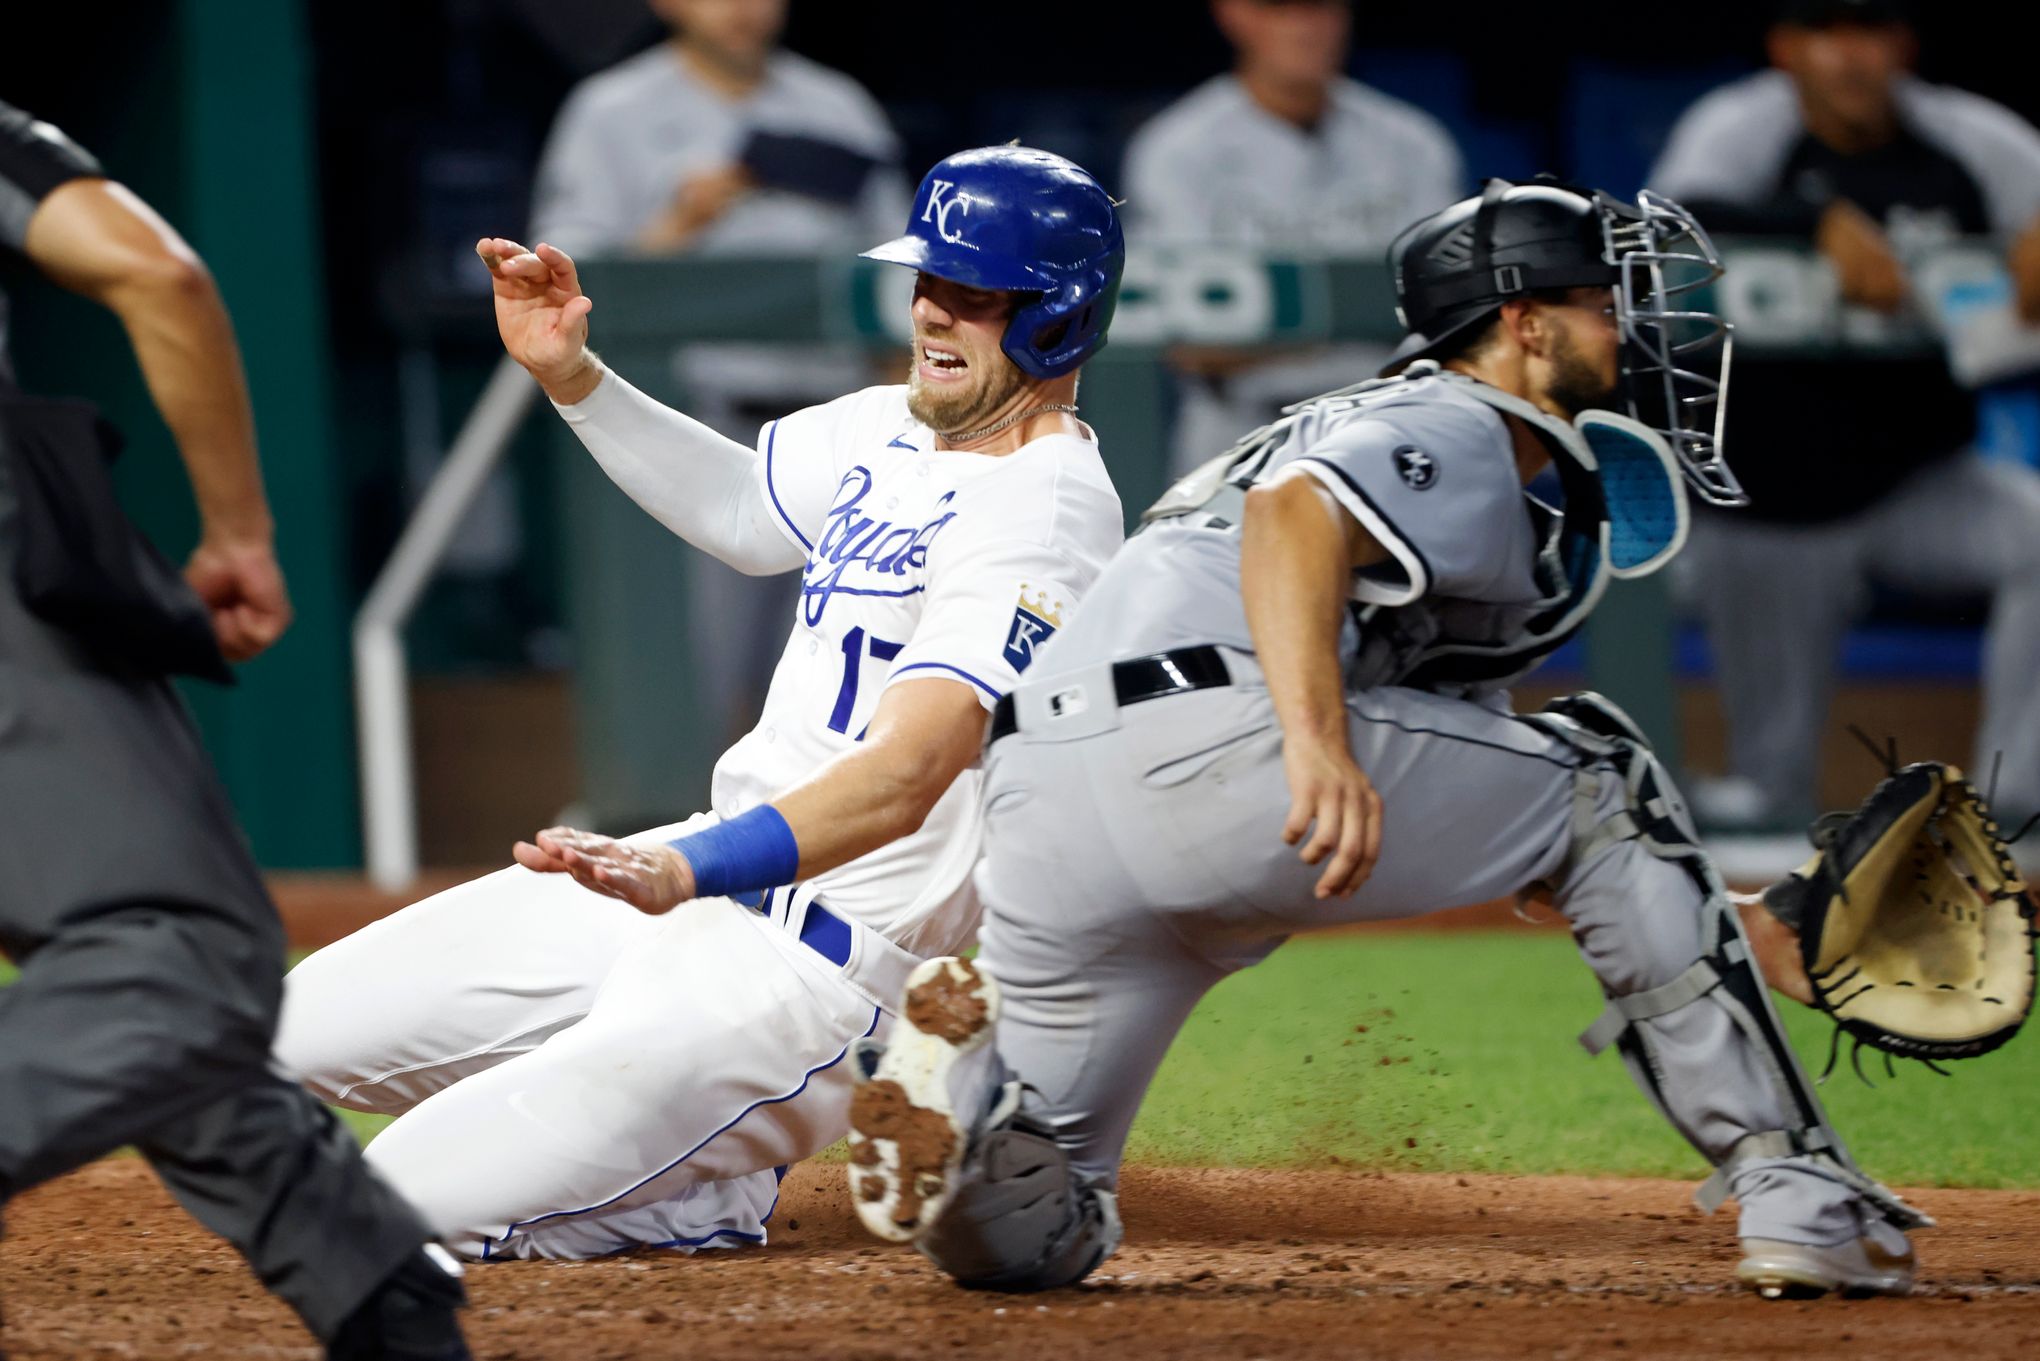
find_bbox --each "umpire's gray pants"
[0,502,428,1340]
[972,661,1874,1247]
[1684,451,2040,819]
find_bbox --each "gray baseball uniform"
[1120,75,1463,475]
[925,368,1921,1287]
[1649,70,2040,823]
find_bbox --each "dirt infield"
[5,1161,2037,1360]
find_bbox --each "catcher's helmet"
[862,146,1124,380]
[1385,178,1745,507]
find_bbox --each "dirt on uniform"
[849,958,990,1231]
[847,1080,957,1231]
[5,1159,2038,1360]
[901,958,991,1044]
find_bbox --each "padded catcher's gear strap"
[1525,693,1932,1232]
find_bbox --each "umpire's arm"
[22,174,289,659]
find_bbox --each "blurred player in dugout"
[0,102,469,1358]
[1650,0,2040,832]
[1121,0,1463,475]
[531,0,909,761]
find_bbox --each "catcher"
[835,179,2038,1303]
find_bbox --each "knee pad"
[1528,693,1931,1232]
[917,1125,1123,1292]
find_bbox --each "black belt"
[988,645,1233,743]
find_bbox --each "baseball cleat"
[1736,1234,1915,1300]
[847,956,999,1243]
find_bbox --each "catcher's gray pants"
[1684,451,2040,821]
[0,490,429,1341]
[969,660,1877,1253]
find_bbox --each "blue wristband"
[669,806,800,900]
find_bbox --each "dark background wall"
[0,0,2024,866]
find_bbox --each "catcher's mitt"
[1761,761,2038,1067]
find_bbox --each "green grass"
[9,930,2037,1187]
[1127,930,2040,1188]
[336,1106,394,1146]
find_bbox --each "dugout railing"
[357,242,2035,887]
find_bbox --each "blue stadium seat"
[1350,49,1548,189]
[1455,122,1545,186]
[1543,624,1983,683]
[1564,59,1755,196]
[961,91,1129,192]
[1350,49,1473,116]
[1977,380,2040,469]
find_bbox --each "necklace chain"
[943,403,1079,444]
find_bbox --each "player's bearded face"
[905,276,1031,434]
[1541,300,1621,419]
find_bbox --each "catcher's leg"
[850,677,1670,1291]
[1534,699,1928,1296]
[848,714,1228,1291]
[848,944,1219,1291]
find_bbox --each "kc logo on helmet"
[922,180,978,245]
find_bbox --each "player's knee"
[273,947,383,1106]
[917,1127,1122,1291]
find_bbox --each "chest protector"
[1143,365,1693,690]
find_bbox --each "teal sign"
[832,249,1334,347]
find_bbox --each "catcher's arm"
[1241,470,1391,900]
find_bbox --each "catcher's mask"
[1384,178,1744,508]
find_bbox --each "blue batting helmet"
[861,146,1124,380]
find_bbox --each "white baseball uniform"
[278,376,1122,1260]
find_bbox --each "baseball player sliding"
[840,179,1932,1300]
[276,146,1124,1260]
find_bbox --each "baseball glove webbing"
[1760,736,2039,1081]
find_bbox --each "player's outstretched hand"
[476,237,596,395]
[513,827,695,915]
[1280,739,1383,899]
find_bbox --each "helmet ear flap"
[1032,315,1075,355]
[1001,266,1115,379]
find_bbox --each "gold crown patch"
[1018,585,1064,627]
